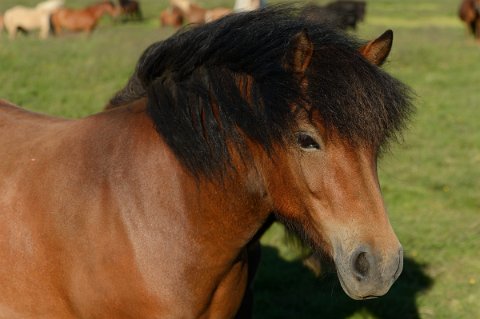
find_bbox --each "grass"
[1,0,479,318]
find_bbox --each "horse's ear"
[285,29,314,74]
[359,30,393,66]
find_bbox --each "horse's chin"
[337,271,381,300]
[334,257,397,300]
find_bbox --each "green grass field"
[1,0,479,318]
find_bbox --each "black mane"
[111,6,413,177]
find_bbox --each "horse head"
[100,0,121,18]
[257,29,405,300]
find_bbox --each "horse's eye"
[296,133,320,150]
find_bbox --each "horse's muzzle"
[336,245,403,300]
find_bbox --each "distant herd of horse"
[0,0,139,38]
[0,0,370,39]
[160,0,366,30]
[0,0,480,41]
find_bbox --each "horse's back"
[0,99,67,131]
[51,7,95,31]
[5,6,35,19]
[35,0,64,13]
[0,100,72,186]
[4,6,45,29]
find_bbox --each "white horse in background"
[169,0,191,15]
[233,0,267,12]
[3,0,64,39]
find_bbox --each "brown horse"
[118,0,142,21]
[160,6,183,28]
[301,0,366,31]
[459,0,480,42]
[205,7,232,23]
[170,0,231,25]
[0,8,413,318]
[180,2,206,24]
[51,1,119,35]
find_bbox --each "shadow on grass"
[253,246,433,319]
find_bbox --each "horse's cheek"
[299,152,326,195]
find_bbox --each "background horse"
[160,6,183,28]
[51,1,119,35]
[3,0,64,39]
[233,0,267,12]
[179,2,206,24]
[459,0,480,42]
[301,0,366,30]
[205,7,232,23]
[0,8,412,318]
[118,0,142,21]
[169,0,231,25]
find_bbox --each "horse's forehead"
[294,108,328,137]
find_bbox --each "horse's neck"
[192,177,272,251]
[91,5,110,19]
[104,102,272,254]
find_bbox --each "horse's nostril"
[353,251,370,280]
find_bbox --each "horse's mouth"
[336,270,382,300]
[337,271,363,300]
